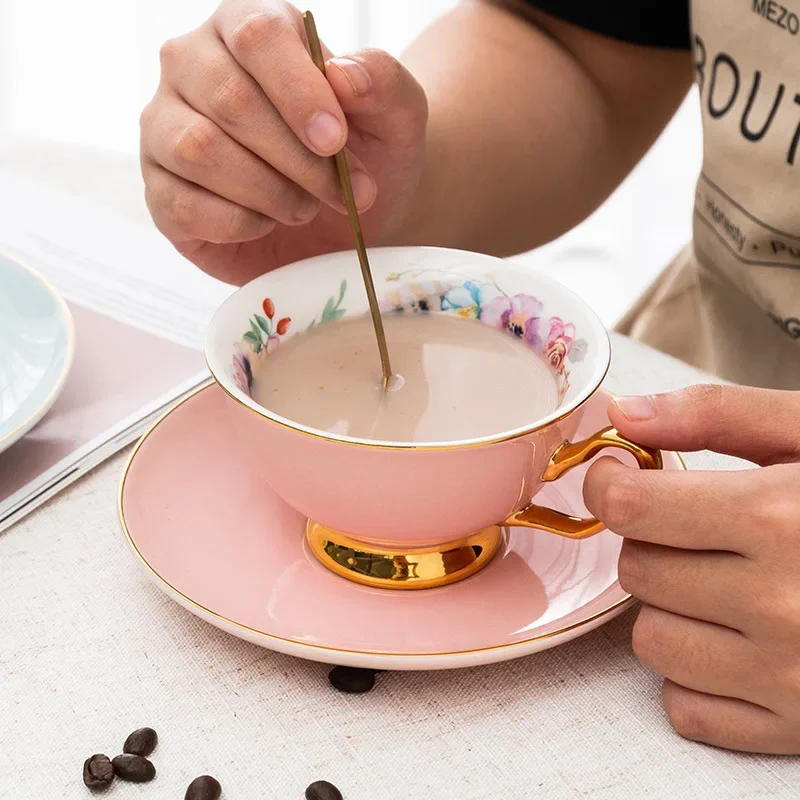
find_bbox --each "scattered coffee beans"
[305,779,344,800]
[83,725,351,797]
[123,727,158,757]
[83,754,115,789]
[112,753,156,783]
[328,666,376,694]
[185,774,222,800]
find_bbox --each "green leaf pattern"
[238,279,350,353]
[308,280,348,330]
[254,314,271,335]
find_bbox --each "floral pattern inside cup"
[232,271,586,402]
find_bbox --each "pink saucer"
[119,385,685,671]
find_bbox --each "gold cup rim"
[0,249,76,450]
[205,244,612,451]
[117,383,687,661]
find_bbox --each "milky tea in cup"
[249,310,563,443]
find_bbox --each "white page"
[0,168,233,348]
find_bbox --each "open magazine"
[0,167,233,531]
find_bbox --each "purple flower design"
[481,294,544,349]
[232,342,253,394]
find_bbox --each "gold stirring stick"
[303,10,394,392]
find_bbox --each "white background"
[0,0,702,324]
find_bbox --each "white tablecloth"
[5,331,799,799]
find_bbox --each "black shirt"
[522,1,691,49]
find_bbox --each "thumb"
[607,384,800,466]
[325,49,428,150]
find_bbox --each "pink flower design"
[264,334,281,355]
[481,294,544,349]
[543,317,576,370]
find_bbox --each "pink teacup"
[206,246,662,590]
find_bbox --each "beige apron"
[616,0,800,388]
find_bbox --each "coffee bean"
[82,754,114,789]
[305,779,344,800]
[123,727,158,757]
[328,666,376,694]
[185,775,222,800]
[112,753,156,783]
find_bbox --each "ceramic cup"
[206,246,662,590]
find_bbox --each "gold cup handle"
[505,426,663,539]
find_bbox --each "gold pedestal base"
[306,522,504,590]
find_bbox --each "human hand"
[140,0,428,285]
[584,384,800,753]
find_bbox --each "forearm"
[385,0,693,256]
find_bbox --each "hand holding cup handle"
[506,426,663,538]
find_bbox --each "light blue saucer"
[0,253,74,455]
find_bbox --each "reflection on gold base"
[306,522,504,590]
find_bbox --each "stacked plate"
[0,253,74,455]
